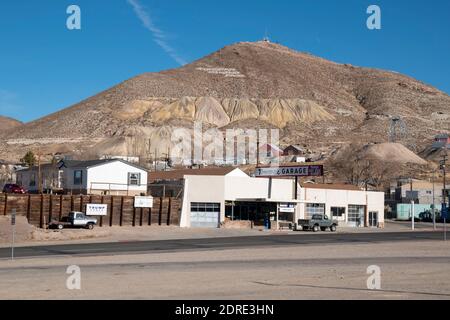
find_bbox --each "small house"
[259,143,284,158]
[283,145,305,156]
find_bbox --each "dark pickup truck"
[294,214,338,232]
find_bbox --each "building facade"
[298,184,385,228]
[386,179,450,220]
[161,168,385,229]
[16,159,148,196]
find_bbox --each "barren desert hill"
[0,41,449,162]
[0,116,22,133]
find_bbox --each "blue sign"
[442,204,449,220]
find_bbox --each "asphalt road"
[0,231,444,259]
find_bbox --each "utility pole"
[162,148,170,171]
[441,151,448,241]
[410,178,415,231]
[256,138,260,166]
[443,153,448,205]
[432,170,436,230]
[37,148,43,194]
[147,139,152,169]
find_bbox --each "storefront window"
[331,207,346,217]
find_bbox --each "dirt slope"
[0,41,449,162]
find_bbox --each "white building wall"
[367,192,385,220]
[299,187,385,227]
[224,177,269,200]
[180,176,385,228]
[225,169,251,178]
[224,177,294,201]
[86,161,148,195]
[181,175,296,227]
[270,179,296,201]
[181,176,226,228]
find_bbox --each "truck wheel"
[86,223,94,230]
[330,225,337,232]
[313,225,320,232]
[57,224,64,230]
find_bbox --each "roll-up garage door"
[190,203,220,228]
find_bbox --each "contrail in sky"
[127,0,187,66]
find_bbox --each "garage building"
[149,168,385,229]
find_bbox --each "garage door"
[190,203,220,228]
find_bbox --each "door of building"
[348,205,365,227]
[369,211,378,228]
[190,203,220,228]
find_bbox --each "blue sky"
[0,0,449,123]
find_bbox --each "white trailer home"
[16,159,148,196]
[60,159,148,196]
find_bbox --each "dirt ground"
[0,240,449,300]
[0,216,443,249]
[0,216,111,245]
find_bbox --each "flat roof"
[256,162,323,169]
[234,198,304,203]
[301,183,363,191]
[150,167,240,182]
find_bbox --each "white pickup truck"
[49,211,98,230]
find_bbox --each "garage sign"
[255,165,324,177]
[86,204,108,216]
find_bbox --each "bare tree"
[327,144,400,190]
[0,164,14,188]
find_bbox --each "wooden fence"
[0,194,181,228]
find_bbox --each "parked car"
[294,214,338,232]
[48,211,97,230]
[2,184,27,194]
